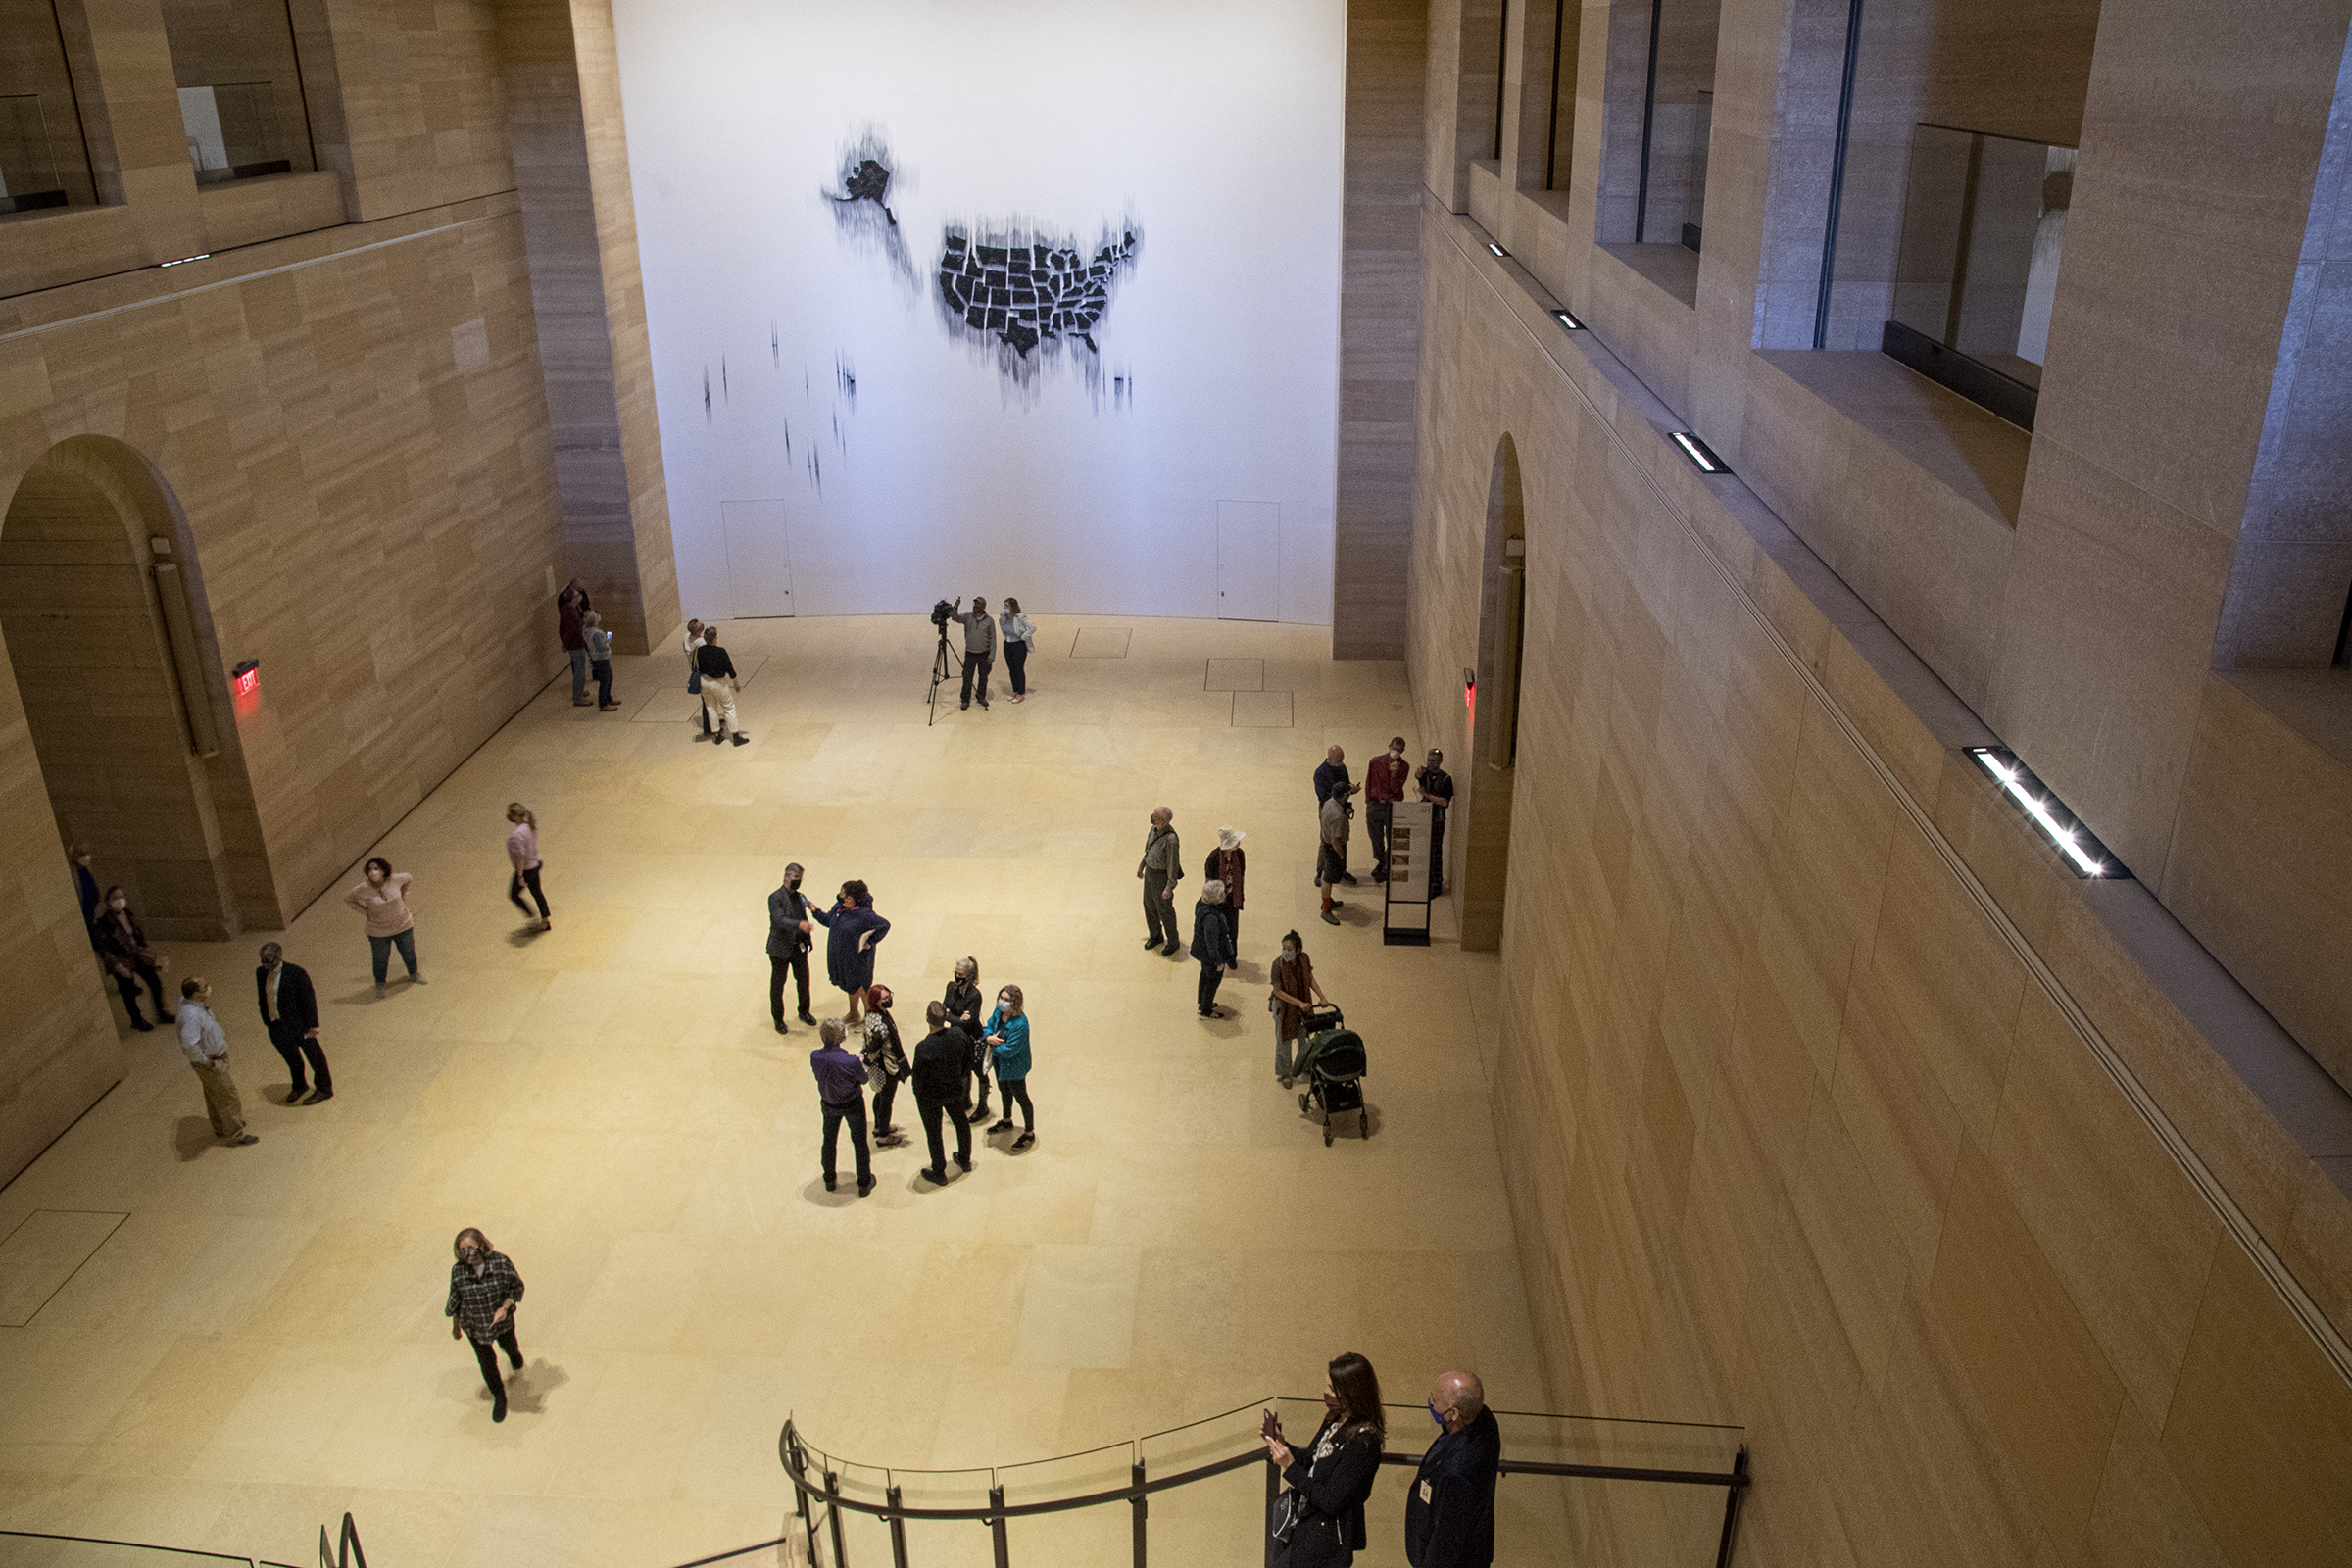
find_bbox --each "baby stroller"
[1294,1004,1368,1146]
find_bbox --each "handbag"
[688,668,702,695]
[1269,1488,1304,1545]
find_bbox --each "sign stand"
[1382,801,1434,946]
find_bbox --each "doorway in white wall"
[720,500,796,616]
[1215,500,1280,621]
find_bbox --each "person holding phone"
[809,879,889,1026]
[1262,1352,1386,1566]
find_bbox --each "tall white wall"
[610,0,1348,624]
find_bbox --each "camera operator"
[950,596,997,710]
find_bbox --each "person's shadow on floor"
[172,1116,217,1162]
[503,1359,568,1415]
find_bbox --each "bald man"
[1406,1370,1501,1567]
[1137,806,1184,956]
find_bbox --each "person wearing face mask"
[983,984,1035,1152]
[1191,880,1237,1020]
[175,977,257,1146]
[344,857,423,997]
[1404,1371,1500,1568]
[1261,1352,1385,1566]
[944,958,988,1119]
[1415,751,1456,897]
[766,862,819,1033]
[1269,930,1330,1089]
[255,943,332,1104]
[861,984,911,1148]
[93,886,171,1031]
[911,1001,975,1185]
[445,1228,526,1422]
[1365,737,1410,884]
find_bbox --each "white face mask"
[110,898,126,910]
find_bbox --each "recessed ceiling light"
[1553,310,1586,330]
[1486,242,1508,258]
[1670,431,1728,473]
[159,254,210,268]
[1968,748,2126,878]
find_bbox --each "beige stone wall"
[1441,0,2352,1103]
[1408,204,2352,1567]
[0,0,633,1184]
[1334,0,1429,661]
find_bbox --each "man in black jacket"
[767,863,818,1032]
[255,943,333,1104]
[1404,1371,1500,1568]
[910,1002,974,1186]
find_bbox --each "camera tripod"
[926,623,963,726]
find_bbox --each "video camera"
[931,599,956,630]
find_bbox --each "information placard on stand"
[1382,801,1434,946]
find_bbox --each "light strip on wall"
[1553,310,1586,330]
[1670,431,1728,473]
[1969,748,2119,878]
[159,254,211,268]
[1486,242,1509,258]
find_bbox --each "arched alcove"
[0,437,271,941]
[1459,433,1526,953]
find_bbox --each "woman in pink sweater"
[507,803,550,931]
[346,857,425,997]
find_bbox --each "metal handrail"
[316,1513,364,1568]
[0,1530,266,1567]
[779,1401,1751,1568]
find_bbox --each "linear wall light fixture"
[1670,431,1728,473]
[1968,748,2127,878]
[1486,242,1509,258]
[159,254,211,268]
[1553,310,1586,330]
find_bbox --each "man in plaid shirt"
[446,1228,525,1422]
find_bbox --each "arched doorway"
[1459,434,1526,952]
[0,437,271,940]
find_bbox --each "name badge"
[1418,1480,1432,1505]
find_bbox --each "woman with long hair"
[345,856,424,996]
[506,804,549,931]
[999,596,1036,702]
[983,982,1034,1151]
[1269,930,1330,1088]
[1262,1352,1386,1566]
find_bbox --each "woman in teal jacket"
[984,983,1035,1151]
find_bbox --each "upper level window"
[0,2,99,216]
[162,0,316,186]
[1881,124,2073,429]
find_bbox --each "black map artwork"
[824,134,914,283]
[825,131,1141,399]
[935,224,1140,368]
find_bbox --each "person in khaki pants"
[176,977,259,1147]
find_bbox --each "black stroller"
[1294,1004,1368,1146]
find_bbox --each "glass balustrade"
[1884,122,2074,428]
[779,1396,1749,1568]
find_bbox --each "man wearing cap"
[1203,827,1247,960]
[1417,749,1456,897]
[1366,737,1410,883]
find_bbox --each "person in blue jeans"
[984,984,1035,1151]
[999,597,1035,702]
[584,611,618,710]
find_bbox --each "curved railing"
[778,1397,1749,1568]
[0,1510,366,1568]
